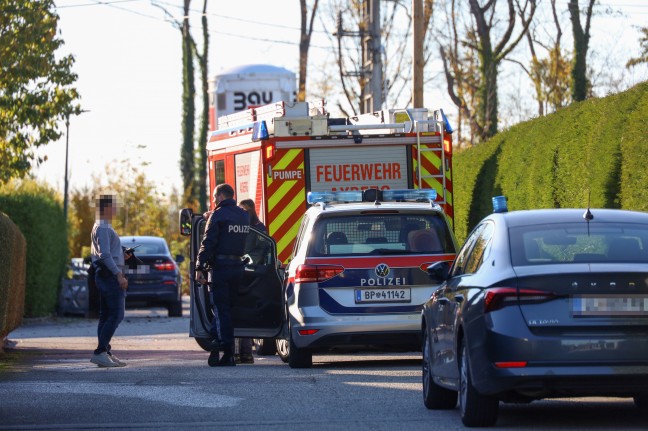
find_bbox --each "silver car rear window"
[510,222,648,265]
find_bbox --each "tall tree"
[0,0,80,184]
[514,0,571,116]
[298,0,320,102]
[438,0,536,143]
[180,0,197,205]
[568,0,595,102]
[196,0,209,212]
[469,0,536,139]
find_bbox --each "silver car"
[421,207,648,427]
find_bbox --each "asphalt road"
[1,299,646,431]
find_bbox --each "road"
[1,300,645,431]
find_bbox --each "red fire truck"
[201,100,454,263]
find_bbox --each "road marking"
[0,382,241,408]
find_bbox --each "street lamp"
[63,110,89,222]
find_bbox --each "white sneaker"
[90,352,119,368]
[107,352,127,367]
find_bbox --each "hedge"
[0,212,26,343]
[453,81,648,243]
[0,181,68,317]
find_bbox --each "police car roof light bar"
[383,189,437,202]
[307,189,437,205]
[307,191,363,205]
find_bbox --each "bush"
[453,81,648,242]
[0,212,26,342]
[0,180,68,317]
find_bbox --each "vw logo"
[375,263,390,278]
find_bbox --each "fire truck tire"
[254,338,277,355]
[276,337,289,363]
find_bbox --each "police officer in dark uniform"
[195,184,250,366]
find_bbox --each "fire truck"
[201,100,454,263]
[179,100,455,352]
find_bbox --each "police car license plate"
[355,288,411,303]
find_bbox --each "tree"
[180,0,197,205]
[298,0,320,102]
[568,0,595,102]
[513,0,571,117]
[469,0,536,139]
[196,0,209,212]
[153,0,198,207]
[0,0,80,184]
[626,26,648,69]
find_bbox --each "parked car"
[421,204,648,427]
[277,189,457,368]
[121,236,185,317]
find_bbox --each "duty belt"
[215,254,242,260]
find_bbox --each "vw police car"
[276,189,457,368]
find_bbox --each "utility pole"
[363,0,383,113]
[412,0,424,108]
[63,113,70,223]
[334,0,383,114]
[63,110,89,223]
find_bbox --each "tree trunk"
[197,0,209,212]
[298,0,319,102]
[568,0,594,102]
[180,0,196,204]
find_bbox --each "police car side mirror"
[179,208,193,236]
[427,261,451,283]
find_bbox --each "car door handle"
[454,295,464,303]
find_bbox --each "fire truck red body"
[205,101,454,262]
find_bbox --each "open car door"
[180,209,285,351]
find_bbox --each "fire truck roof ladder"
[415,109,448,206]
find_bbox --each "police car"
[276,189,457,368]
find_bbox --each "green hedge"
[0,212,26,342]
[0,181,68,317]
[453,81,648,243]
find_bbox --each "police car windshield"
[310,214,454,256]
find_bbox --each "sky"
[32,0,648,198]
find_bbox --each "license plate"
[355,288,411,303]
[572,295,648,317]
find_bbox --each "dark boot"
[217,347,236,366]
[208,350,220,367]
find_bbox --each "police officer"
[195,184,250,366]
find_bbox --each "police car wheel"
[254,338,277,356]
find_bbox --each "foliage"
[436,0,536,143]
[453,81,648,244]
[68,186,94,258]
[0,211,25,341]
[0,0,80,184]
[626,26,648,69]
[0,180,67,316]
[67,162,191,293]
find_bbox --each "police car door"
[183,211,285,349]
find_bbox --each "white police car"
[276,189,457,368]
